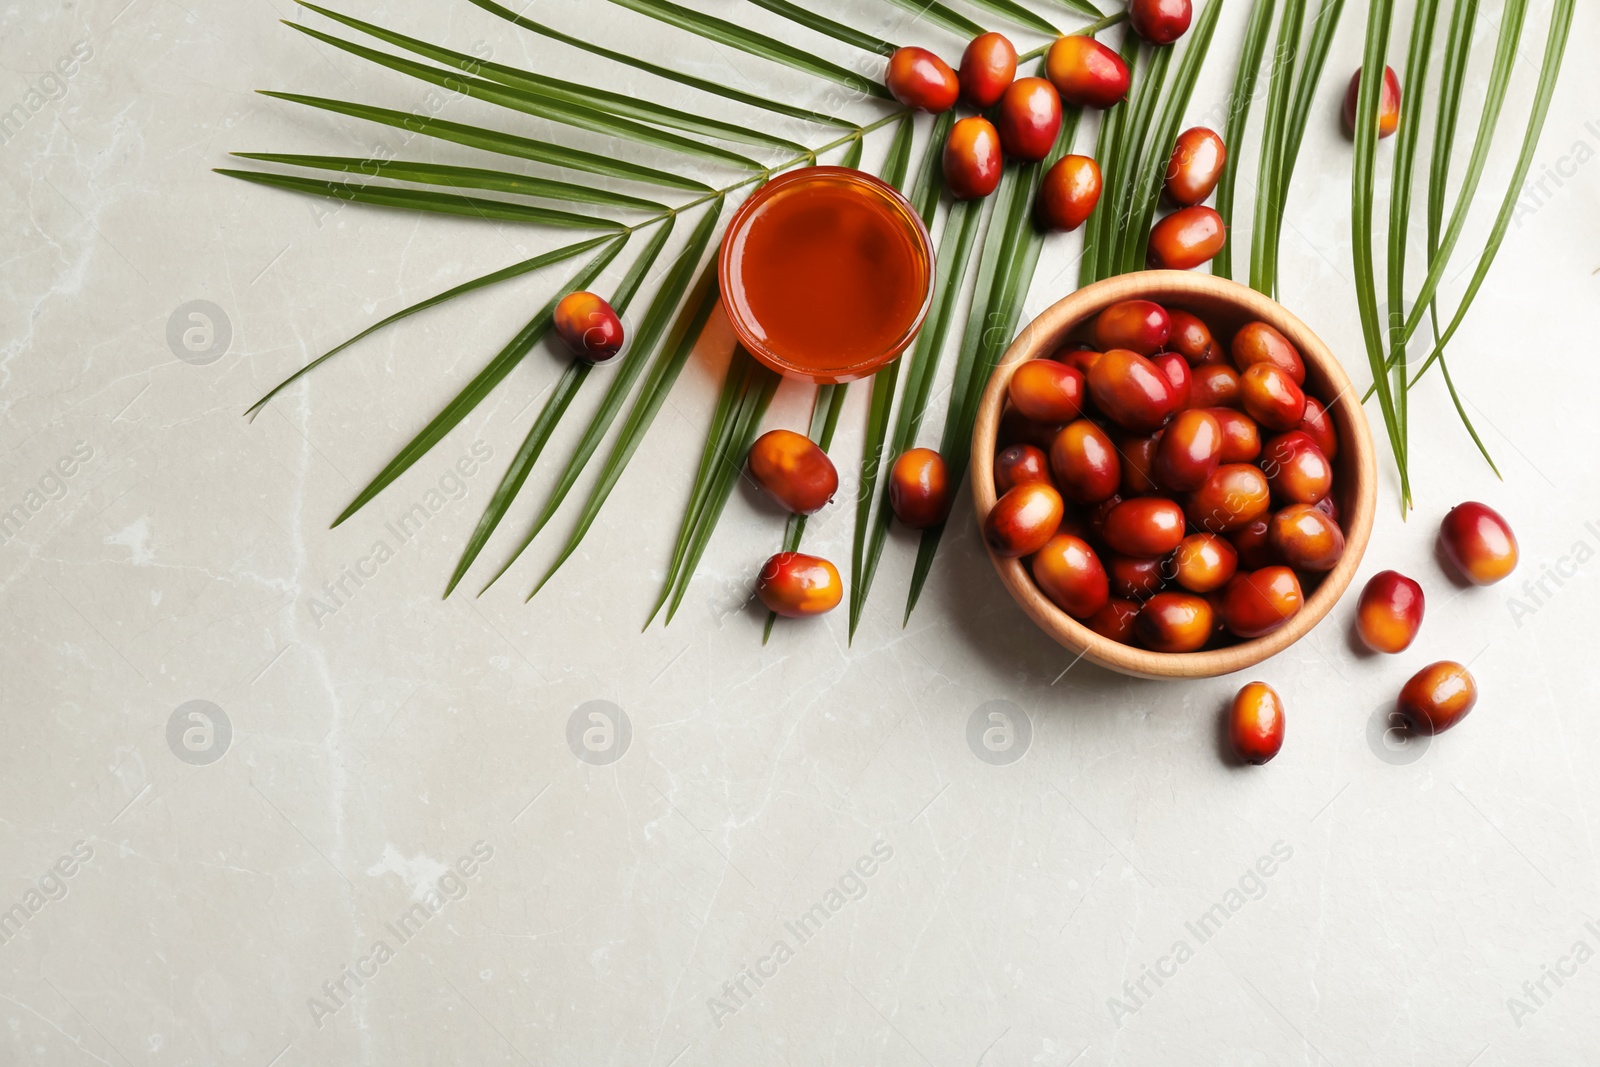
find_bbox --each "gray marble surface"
[3,1,1599,1063]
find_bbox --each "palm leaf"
[330,237,627,527]
[257,91,712,191]
[244,234,617,417]
[284,22,764,170]
[215,168,624,228]
[1248,0,1304,296]
[1212,0,1278,281]
[464,0,857,128]
[230,153,667,211]
[880,0,986,40]
[743,0,895,54]
[964,0,1060,37]
[1275,0,1346,219]
[603,0,890,99]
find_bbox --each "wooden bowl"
[971,271,1376,680]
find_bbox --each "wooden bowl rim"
[970,270,1377,680]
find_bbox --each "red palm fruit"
[1107,552,1166,601]
[1148,206,1226,269]
[944,116,1003,199]
[994,443,1050,495]
[1208,407,1261,462]
[1229,681,1285,763]
[1269,503,1345,572]
[1094,299,1171,355]
[1116,432,1162,497]
[1228,518,1279,570]
[1085,597,1140,641]
[889,448,952,529]
[1239,363,1306,430]
[1086,492,1122,541]
[1037,154,1103,231]
[997,77,1062,162]
[1173,532,1237,593]
[1397,661,1477,735]
[1008,359,1085,423]
[984,481,1063,557]
[1189,364,1242,410]
[1130,0,1194,45]
[959,32,1016,108]
[1046,35,1131,109]
[1050,419,1122,502]
[1168,308,1221,365]
[757,552,842,617]
[1343,66,1402,139]
[1052,346,1102,376]
[1164,126,1225,205]
[1102,497,1186,558]
[1151,352,1192,409]
[553,291,625,362]
[1356,569,1425,653]
[886,47,959,112]
[1088,349,1178,432]
[1231,321,1305,384]
[1439,502,1518,585]
[1261,431,1332,505]
[1136,591,1213,652]
[1221,566,1304,638]
[1185,463,1270,533]
[747,428,838,514]
[1032,533,1110,618]
[1297,395,1339,459]
[1154,408,1221,492]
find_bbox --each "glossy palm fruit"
[1032,533,1110,618]
[1151,352,1192,410]
[757,552,843,617]
[1046,35,1131,109]
[1085,597,1140,641]
[886,46,960,112]
[1116,432,1161,497]
[997,77,1062,162]
[1093,299,1170,355]
[1130,0,1194,45]
[1154,408,1222,492]
[1397,661,1477,735]
[1102,497,1186,558]
[1053,346,1102,377]
[1037,154,1103,231]
[1356,569,1424,653]
[984,481,1064,557]
[1148,206,1226,269]
[1088,349,1178,432]
[553,291,625,362]
[747,428,839,514]
[1050,419,1121,502]
[1439,501,1518,585]
[1221,566,1303,638]
[1173,532,1238,593]
[1240,363,1307,430]
[1009,359,1085,423]
[1167,308,1220,365]
[1228,682,1285,764]
[959,32,1017,108]
[1261,431,1332,504]
[1164,127,1225,205]
[889,447,952,529]
[1189,364,1241,409]
[1135,591,1213,652]
[1228,518,1279,570]
[1343,66,1402,139]
[1231,321,1305,384]
[1269,503,1345,571]
[994,443,1050,495]
[1185,463,1270,533]
[1107,552,1165,600]
[1208,407,1261,462]
[944,117,1003,200]
[1297,395,1339,459]
[1087,493,1122,540]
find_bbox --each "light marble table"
[3,1,1599,1063]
